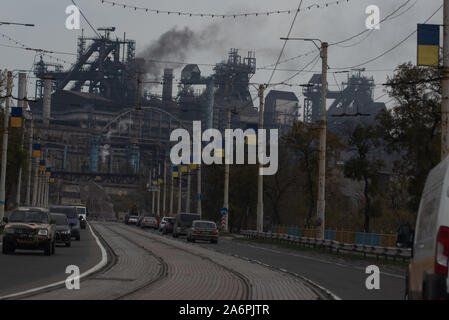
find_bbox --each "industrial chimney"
[162,68,173,102]
[42,77,52,126]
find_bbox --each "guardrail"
[240,230,412,261]
[271,225,397,247]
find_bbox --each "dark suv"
[173,213,201,238]
[49,206,81,241]
[2,207,56,256]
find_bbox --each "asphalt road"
[0,221,406,300]
[140,226,406,300]
[0,227,102,297]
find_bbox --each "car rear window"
[194,222,216,229]
[52,214,68,225]
[50,206,77,218]
[9,210,49,224]
[180,214,200,222]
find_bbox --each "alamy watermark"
[169,121,278,176]
[365,265,380,290]
[65,5,80,30]
[365,5,380,30]
[65,265,80,290]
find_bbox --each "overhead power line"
[267,0,304,85]
[331,4,443,70]
[0,32,74,64]
[99,0,350,19]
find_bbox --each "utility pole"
[26,117,33,206]
[163,159,167,215]
[15,73,27,207]
[197,164,202,218]
[256,85,265,232]
[223,108,231,232]
[32,138,40,206]
[0,71,12,220]
[317,42,328,240]
[442,1,449,159]
[169,169,174,216]
[151,167,155,214]
[186,166,191,213]
[177,168,182,213]
[157,163,161,216]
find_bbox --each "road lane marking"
[0,223,107,300]
[229,240,405,280]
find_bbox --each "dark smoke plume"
[139,25,221,81]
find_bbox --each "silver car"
[186,220,219,244]
[140,216,158,229]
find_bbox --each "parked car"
[2,207,56,255]
[186,220,219,244]
[141,216,158,229]
[406,157,449,300]
[136,216,145,227]
[162,217,175,235]
[51,213,71,247]
[49,206,81,241]
[159,217,169,231]
[127,215,139,225]
[173,213,201,238]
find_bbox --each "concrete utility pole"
[163,159,167,215]
[256,85,265,232]
[197,164,202,218]
[169,170,174,216]
[157,164,161,216]
[442,1,449,159]
[32,138,40,206]
[26,117,33,206]
[39,167,45,207]
[223,108,231,232]
[177,168,182,213]
[317,42,328,240]
[151,168,155,214]
[0,71,12,220]
[15,73,27,207]
[186,166,191,213]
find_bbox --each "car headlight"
[4,228,15,234]
[37,229,48,236]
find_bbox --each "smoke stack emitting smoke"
[138,25,221,82]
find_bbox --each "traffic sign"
[220,207,228,216]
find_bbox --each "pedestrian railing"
[241,230,412,261]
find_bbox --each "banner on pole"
[417,24,440,67]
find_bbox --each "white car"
[159,217,169,232]
[407,156,449,300]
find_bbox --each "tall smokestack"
[162,68,173,102]
[42,77,52,126]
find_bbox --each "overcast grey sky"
[0,0,444,109]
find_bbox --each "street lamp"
[281,37,328,240]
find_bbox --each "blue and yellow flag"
[172,165,179,178]
[32,144,41,158]
[10,107,23,128]
[39,160,46,171]
[45,167,51,177]
[417,24,440,67]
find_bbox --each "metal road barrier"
[240,230,412,261]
